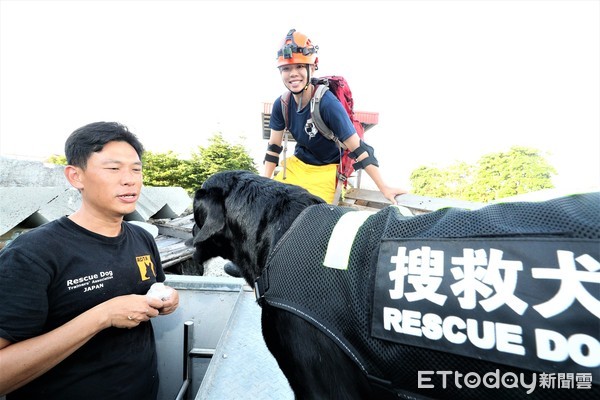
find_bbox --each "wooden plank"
[155,224,192,240]
[153,215,194,240]
[344,188,484,213]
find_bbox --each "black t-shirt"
[0,217,166,400]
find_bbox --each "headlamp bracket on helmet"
[277,29,318,60]
[281,46,293,59]
[278,44,317,59]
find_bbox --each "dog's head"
[191,170,324,284]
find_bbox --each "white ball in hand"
[146,282,173,300]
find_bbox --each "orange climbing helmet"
[276,29,319,68]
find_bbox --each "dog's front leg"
[261,307,373,400]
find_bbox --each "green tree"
[410,162,474,200]
[186,133,257,190]
[46,154,67,165]
[142,150,190,188]
[410,146,555,202]
[471,146,556,202]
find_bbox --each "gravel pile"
[203,257,231,277]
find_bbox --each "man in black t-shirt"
[0,122,180,399]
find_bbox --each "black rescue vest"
[256,193,600,399]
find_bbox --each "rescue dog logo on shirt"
[136,255,156,281]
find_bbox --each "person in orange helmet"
[263,28,407,204]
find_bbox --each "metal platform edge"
[195,286,294,399]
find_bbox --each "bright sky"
[1,0,598,192]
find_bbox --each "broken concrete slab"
[0,187,69,236]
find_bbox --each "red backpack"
[280,76,365,202]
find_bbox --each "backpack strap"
[310,85,348,151]
[280,91,291,132]
[279,92,292,180]
[310,84,350,205]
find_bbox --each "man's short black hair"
[65,121,145,168]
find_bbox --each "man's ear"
[64,165,84,189]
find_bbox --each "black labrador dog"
[191,170,600,400]
[190,170,324,280]
[190,170,390,399]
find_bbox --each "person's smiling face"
[279,63,310,92]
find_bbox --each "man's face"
[77,140,142,219]
[279,63,311,92]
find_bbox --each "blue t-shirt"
[270,90,356,165]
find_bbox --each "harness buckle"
[254,269,269,305]
[337,172,348,182]
[304,119,318,138]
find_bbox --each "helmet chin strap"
[304,64,311,92]
[290,65,312,109]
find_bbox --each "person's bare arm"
[0,294,162,395]
[263,129,284,178]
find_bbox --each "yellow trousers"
[274,156,338,204]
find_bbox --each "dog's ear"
[184,224,198,247]
[192,188,226,244]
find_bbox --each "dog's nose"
[224,262,243,278]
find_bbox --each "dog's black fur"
[192,173,600,400]
[191,170,391,399]
[191,170,323,282]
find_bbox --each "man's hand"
[157,287,179,315]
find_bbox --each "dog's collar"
[254,268,269,306]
